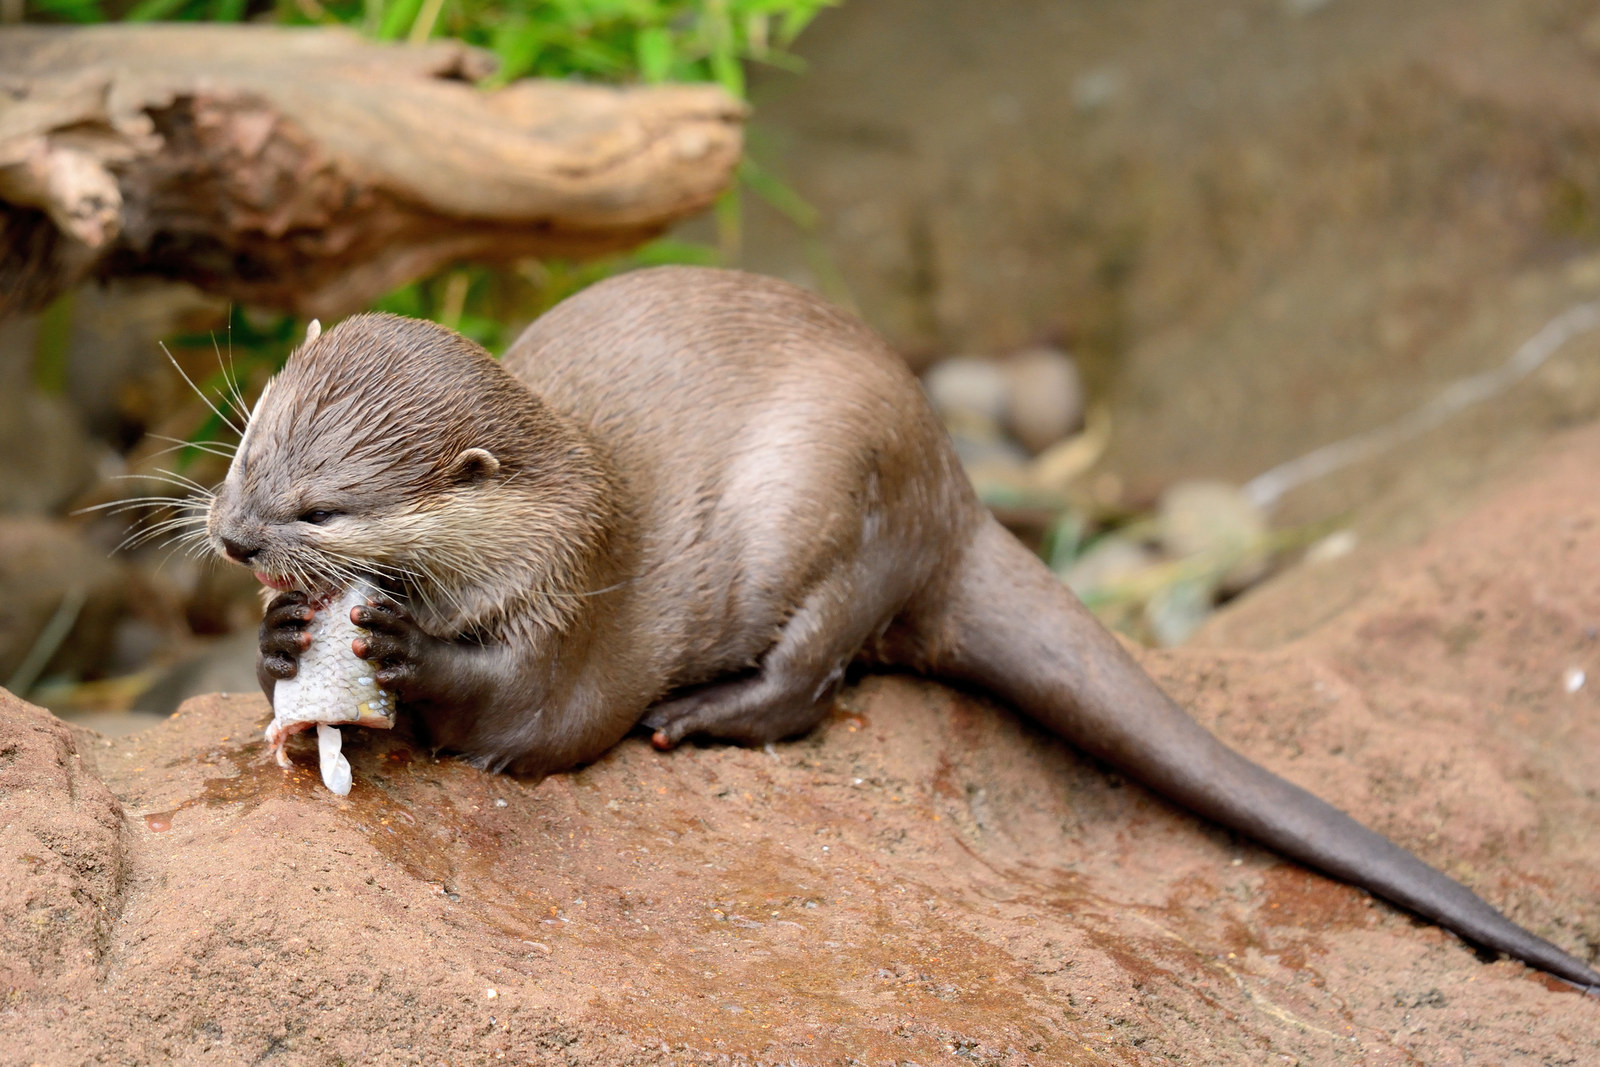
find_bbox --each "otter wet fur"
[203,265,1600,990]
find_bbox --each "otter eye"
[298,509,339,525]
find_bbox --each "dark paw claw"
[352,601,412,634]
[259,591,315,679]
[346,600,429,698]
[353,631,409,663]
[262,653,297,680]
[374,667,410,689]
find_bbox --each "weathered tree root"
[0,25,745,320]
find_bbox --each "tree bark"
[0,25,745,320]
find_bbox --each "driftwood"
[0,25,745,319]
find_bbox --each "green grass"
[28,0,833,99]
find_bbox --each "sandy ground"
[5,425,1600,1065]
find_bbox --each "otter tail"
[925,515,1599,988]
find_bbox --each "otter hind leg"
[642,671,835,749]
[643,572,894,749]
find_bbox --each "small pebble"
[1073,67,1123,112]
[923,357,1009,428]
[1145,576,1218,648]
[1306,529,1358,564]
[999,346,1084,453]
[1565,668,1586,694]
[950,430,1034,500]
[1158,480,1269,591]
[1062,535,1157,597]
[949,430,1031,479]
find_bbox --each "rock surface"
[5,426,1600,1063]
[0,700,127,1003]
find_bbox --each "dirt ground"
[740,0,1600,520]
[4,427,1600,1065]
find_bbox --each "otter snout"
[220,535,260,564]
[210,517,267,567]
[207,488,268,569]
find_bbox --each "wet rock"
[999,346,1084,454]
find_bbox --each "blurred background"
[7,0,1600,734]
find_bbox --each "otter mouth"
[256,572,343,610]
[255,572,299,593]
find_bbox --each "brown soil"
[740,0,1600,519]
[5,425,1600,1064]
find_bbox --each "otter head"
[207,312,617,637]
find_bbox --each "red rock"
[4,428,1600,1063]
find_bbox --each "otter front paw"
[260,591,314,681]
[350,599,431,697]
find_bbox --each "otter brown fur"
[206,266,1600,989]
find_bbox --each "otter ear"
[304,319,322,344]
[447,447,500,485]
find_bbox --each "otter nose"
[221,536,260,564]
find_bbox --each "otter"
[205,266,1599,989]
